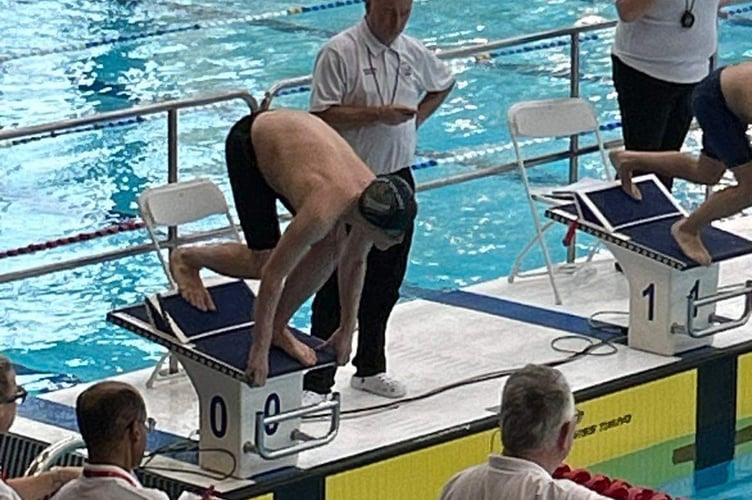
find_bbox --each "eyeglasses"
[129,416,157,434]
[0,386,27,405]
[573,408,584,425]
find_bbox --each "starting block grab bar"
[685,281,752,338]
[251,394,341,460]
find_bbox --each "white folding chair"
[138,178,240,387]
[506,97,612,304]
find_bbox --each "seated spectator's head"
[76,381,152,469]
[500,364,580,472]
[0,355,26,433]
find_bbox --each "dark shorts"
[225,113,293,250]
[692,67,752,169]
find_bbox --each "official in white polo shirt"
[305,0,454,400]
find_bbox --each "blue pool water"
[1,0,751,391]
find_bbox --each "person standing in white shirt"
[611,0,727,191]
[305,0,455,400]
[440,365,610,500]
[0,355,79,500]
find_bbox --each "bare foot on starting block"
[170,247,216,312]
[609,150,642,201]
[671,219,711,266]
[274,328,317,366]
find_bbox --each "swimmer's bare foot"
[169,247,216,311]
[671,219,711,266]
[609,150,642,200]
[273,328,317,366]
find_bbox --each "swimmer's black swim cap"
[358,174,417,232]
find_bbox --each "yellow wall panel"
[325,370,697,500]
[569,370,696,465]
[738,353,752,420]
[326,430,495,500]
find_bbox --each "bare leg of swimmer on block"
[171,243,317,367]
[168,110,418,386]
[609,63,752,266]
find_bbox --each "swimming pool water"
[1,1,750,389]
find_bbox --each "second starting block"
[546,175,752,356]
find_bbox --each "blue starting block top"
[546,175,752,270]
[107,280,336,382]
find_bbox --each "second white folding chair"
[507,97,612,305]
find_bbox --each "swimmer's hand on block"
[550,177,613,198]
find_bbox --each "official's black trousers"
[303,166,415,394]
[611,54,700,191]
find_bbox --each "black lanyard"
[367,48,401,106]
[681,0,696,28]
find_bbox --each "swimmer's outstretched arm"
[321,228,372,366]
[246,210,334,386]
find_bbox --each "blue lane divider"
[1,108,623,174]
[3,1,750,64]
[0,0,365,63]
[726,4,752,15]
[470,33,599,63]
[3,116,146,147]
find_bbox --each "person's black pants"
[303,167,415,394]
[611,54,699,191]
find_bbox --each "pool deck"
[12,214,752,498]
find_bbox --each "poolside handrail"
[0,140,624,285]
[0,23,625,285]
[0,91,257,143]
[262,19,619,264]
[260,20,617,109]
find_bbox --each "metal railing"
[0,22,621,285]
[262,20,621,263]
[261,20,623,194]
[0,91,257,284]
[261,20,617,110]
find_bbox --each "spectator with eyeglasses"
[439,364,609,500]
[52,381,214,500]
[0,355,80,500]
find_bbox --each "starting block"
[546,175,752,356]
[107,279,339,478]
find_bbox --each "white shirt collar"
[82,463,141,488]
[488,454,551,476]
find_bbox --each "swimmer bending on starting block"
[170,110,417,386]
[610,62,752,266]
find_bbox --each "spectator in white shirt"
[439,364,610,500]
[0,355,79,500]
[52,381,212,500]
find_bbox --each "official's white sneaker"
[301,390,327,406]
[350,373,406,398]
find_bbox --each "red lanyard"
[83,468,138,488]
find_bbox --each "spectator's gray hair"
[500,364,574,455]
